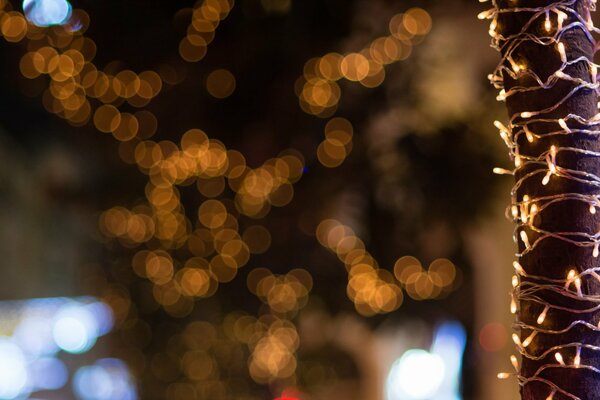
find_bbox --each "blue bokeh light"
[14,315,59,357]
[29,357,68,390]
[22,0,72,27]
[85,302,114,336]
[73,359,137,400]
[385,321,467,400]
[52,304,99,354]
[0,338,30,400]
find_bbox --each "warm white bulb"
[542,171,552,185]
[493,167,512,175]
[513,261,525,275]
[537,306,549,324]
[555,352,565,365]
[522,331,536,347]
[478,10,490,20]
[510,355,519,371]
[512,333,521,346]
[558,11,567,26]
[530,203,538,216]
[524,126,535,142]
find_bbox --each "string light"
[521,331,537,348]
[510,354,519,371]
[537,306,549,325]
[483,0,600,397]
[555,352,565,366]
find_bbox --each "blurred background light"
[0,296,126,397]
[73,358,137,400]
[14,314,58,357]
[0,338,29,400]
[84,302,114,336]
[52,304,99,354]
[430,322,467,400]
[29,357,68,390]
[22,0,72,27]
[73,365,112,400]
[386,349,445,400]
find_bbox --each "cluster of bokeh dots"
[147,316,300,398]
[0,0,462,393]
[179,0,234,63]
[393,256,458,301]
[317,219,403,316]
[316,117,354,168]
[99,129,305,319]
[317,219,459,316]
[11,2,165,130]
[296,7,432,118]
[248,318,299,384]
[247,268,313,316]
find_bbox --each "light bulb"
[512,333,521,346]
[510,355,519,371]
[537,306,549,324]
[522,331,537,347]
[513,261,525,275]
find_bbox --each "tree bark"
[491,0,600,399]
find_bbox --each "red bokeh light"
[479,321,508,352]
[274,388,301,400]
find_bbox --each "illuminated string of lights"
[482,0,600,397]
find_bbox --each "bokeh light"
[0,338,29,400]
[73,359,137,400]
[23,0,72,27]
[386,349,445,400]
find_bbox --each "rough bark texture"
[497,0,600,399]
